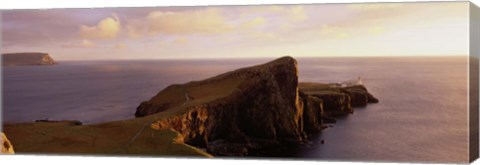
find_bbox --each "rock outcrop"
[34,119,83,126]
[1,132,15,154]
[2,52,57,66]
[136,56,379,156]
[299,91,325,133]
[299,83,379,118]
[1,56,378,157]
[139,57,306,155]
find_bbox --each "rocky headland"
[135,56,378,156]
[3,56,377,157]
[2,52,57,66]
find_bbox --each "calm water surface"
[2,57,469,163]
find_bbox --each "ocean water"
[295,57,469,163]
[2,57,469,163]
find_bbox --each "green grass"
[4,109,212,157]
[3,69,247,157]
[4,58,297,157]
[299,82,344,95]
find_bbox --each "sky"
[1,2,470,60]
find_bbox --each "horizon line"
[51,54,469,62]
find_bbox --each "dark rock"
[343,88,369,107]
[343,84,379,105]
[366,92,379,103]
[34,120,82,126]
[299,83,379,117]
[140,57,379,156]
[299,91,324,133]
[323,117,337,124]
[309,92,353,117]
[146,56,306,155]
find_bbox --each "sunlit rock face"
[2,52,57,66]
[1,133,15,154]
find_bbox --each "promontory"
[2,52,57,66]
[3,56,377,157]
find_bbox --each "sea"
[1,57,470,163]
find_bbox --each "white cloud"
[320,25,351,39]
[80,13,121,39]
[145,8,232,35]
[240,17,267,29]
[346,3,404,11]
[245,5,308,22]
[287,6,307,22]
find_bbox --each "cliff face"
[1,133,15,154]
[137,56,378,156]
[2,52,57,66]
[2,56,378,156]
[299,91,326,133]
[299,83,379,119]
[139,57,308,155]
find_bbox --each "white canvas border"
[0,1,478,165]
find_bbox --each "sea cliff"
[3,56,378,157]
[135,56,378,156]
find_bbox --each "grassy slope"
[4,82,335,156]
[3,69,246,157]
[298,82,343,95]
[4,58,300,156]
[4,115,210,157]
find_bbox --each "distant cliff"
[2,52,57,66]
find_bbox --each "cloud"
[245,5,308,22]
[2,2,468,60]
[114,43,128,49]
[80,13,121,39]
[346,3,403,11]
[250,32,280,41]
[126,25,143,38]
[121,5,310,42]
[335,32,350,39]
[287,6,307,22]
[240,17,267,29]
[2,10,84,47]
[279,23,292,32]
[320,25,351,39]
[368,26,386,35]
[172,37,189,44]
[145,8,232,35]
[253,5,285,13]
[61,39,96,48]
[81,39,95,47]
